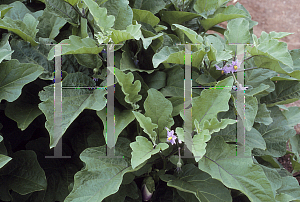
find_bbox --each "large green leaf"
[160,164,232,202]
[38,72,107,149]
[132,111,158,145]
[200,5,248,31]
[134,0,166,14]
[0,5,13,18]
[193,0,229,18]
[132,9,159,27]
[102,0,133,30]
[198,136,275,201]
[10,38,56,80]
[45,0,79,26]
[103,181,140,201]
[171,24,203,44]
[5,1,43,20]
[36,8,67,39]
[4,80,43,131]
[252,106,296,157]
[82,0,115,33]
[130,136,168,169]
[74,53,103,70]
[189,76,233,133]
[0,14,39,46]
[110,24,143,44]
[260,80,300,107]
[161,11,201,26]
[96,107,136,146]
[0,33,13,64]
[160,65,201,98]
[281,106,300,128]
[64,137,146,202]
[0,150,47,201]
[115,68,142,109]
[144,88,174,142]
[224,18,250,52]
[47,35,103,60]
[275,175,300,201]
[0,59,44,102]
[201,117,237,135]
[247,37,294,73]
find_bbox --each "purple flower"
[93,77,98,82]
[215,59,242,74]
[101,49,106,54]
[165,127,177,145]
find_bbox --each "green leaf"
[281,106,300,128]
[96,107,136,146]
[224,18,250,49]
[0,5,13,18]
[193,0,229,19]
[47,35,103,60]
[200,5,248,31]
[64,0,78,5]
[198,136,275,201]
[171,24,203,44]
[0,33,14,63]
[191,128,211,162]
[0,14,39,46]
[132,111,158,145]
[110,24,143,44]
[74,53,103,70]
[115,68,142,109]
[160,65,201,98]
[10,38,56,80]
[255,103,273,125]
[247,38,294,73]
[144,88,174,142]
[45,0,79,26]
[201,117,237,135]
[132,9,160,27]
[232,95,258,131]
[38,72,107,149]
[134,0,166,14]
[160,164,232,201]
[64,137,145,202]
[130,136,168,169]
[275,176,300,201]
[4,81,43,131]
[161,11,201,26]
[190,76,233,132]
[260,80,300,107]
[82,0,115,33]
[0,134,11,169]
[0,150,47,200]
[103,181,140,201]
[5,1,43,20]
[36,8,67,39]
[252,106,296,157]
[0,59,44,102]
[102,0,133,30]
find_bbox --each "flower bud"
[142,176,155,201]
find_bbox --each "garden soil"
[209,0,300,183]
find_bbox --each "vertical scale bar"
[236,44,247,157]
[99,44,122,159]
[182,44,193,158]
[229,44,251,159]
[46,44,71,158]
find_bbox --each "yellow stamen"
[234,65,238,70]
[221,70,224,74]
[168,137,172,141]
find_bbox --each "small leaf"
[130,136,168,169]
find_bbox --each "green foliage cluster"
[1,0,300,201]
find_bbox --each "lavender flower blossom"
[215,59,242,74]
[93,77,98,82]
[165,127,177,145]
